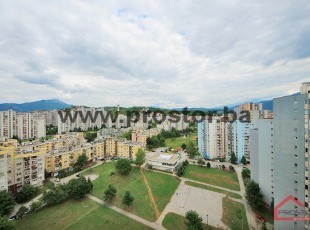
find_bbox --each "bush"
[30,201,43,212]
[16,206,28,218]
[229,165,235,172]
[110,171,115,176]
[185,210,203,230]
[206,162,211,168]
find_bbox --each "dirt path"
[140,168,160,219]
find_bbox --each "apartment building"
[249,119,274,205]
[198,116,232,159]
[0,110,46,140]
[0,138,45,193]
[273,82,310,230]
[0,110,16,138]
[131,128,162,146]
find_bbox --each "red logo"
[274,195,310,221]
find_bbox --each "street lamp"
[206,214,209,225]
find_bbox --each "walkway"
[87,194,161,230]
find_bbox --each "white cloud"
[0,0,309,108]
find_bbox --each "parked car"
[76,174,80,177]
[256,214,266,222]
[9,215,17,221]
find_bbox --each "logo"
[274,195,310,221]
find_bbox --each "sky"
[0,0,309,108]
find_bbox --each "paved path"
[235,166,259,230]
[157,179,226,229]
[87,194,162,230]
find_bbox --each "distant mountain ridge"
[0,99,71,112]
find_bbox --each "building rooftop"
[149,152,180,164]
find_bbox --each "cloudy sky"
[0,1,309,108]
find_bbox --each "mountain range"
[0,98,273,112]
[0,99,71,112]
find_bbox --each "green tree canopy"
[245,180,264,210]
[135,149,146,167]
[76,154,88,168]
[122,191,134,207]
[185,210,203,230]
[186,141,198,159]
[0,190,15,216]
[65,176,93,200]
[115,158,132,175]
[230,152,237,164]
[42,187,68,205]
[241,155,247,165]
[104,184,117,202]
[181,143,187,150]
[15,185,39,203]
[0,216,15,230]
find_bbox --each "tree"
[0,190,15,216]
[241,155,247,165]
[122,191,134,207]
[0,216,15,230]
[16,206,28,218]
[222,164,226,170]
[76,154,88,168]
[84,132,97,142]
[185,210,203,230]
[181,143,187,150]
[65,176,93,200]
[135,149,146,167]
[15,185,39,203]
[197,157,205,167]
[42,187,68,205]
[115,158,132,175]
[230,152,237,164]
[229,165,235,172]
[245,180,264,210]
[104,184,117,202]
[186,141,198,159]
[122,130,132,140]
[206,162,211,168]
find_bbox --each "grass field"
[222,197,248,230]
[162,212,220,230]
[16,199,152,230]
[183,165,240,191]
[165,133,197,149]
[83,162,180,221]
[185,181,242,199]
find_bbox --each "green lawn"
[183,165,240,191]
[82,162,180,221]
[222,197,248,230]
[143,170,180,212]
[16,199,152,230]
[162,212,220,230]
[165,133,197,149]
[185,181,242,199]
